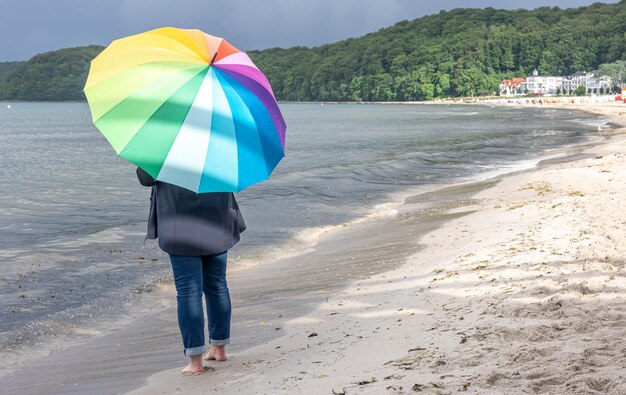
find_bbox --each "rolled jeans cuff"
[209,338,230,346]
[184,345,206,356]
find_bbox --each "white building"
[521,69,562,95]
[562,71,612,94]
[502,69,614,96]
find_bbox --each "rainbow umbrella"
[84,27,286,192]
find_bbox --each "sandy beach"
[124,101,626,394]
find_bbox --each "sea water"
[0,102,612,378]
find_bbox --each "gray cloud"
[0,0,619,61]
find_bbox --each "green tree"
[348,76,364,101]
[393,71,421,101]
[0,46,103,101]
[0,61,25,86]
[420,83,435,100]
[599,60,626,87]
[575,86,587,96]
[452,67,493,97]
[538,50,560,75]
[434,73,451,97]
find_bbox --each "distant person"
[136,168,246,375]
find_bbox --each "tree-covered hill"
[0,61,25,86]
[0,46,103,101]
[0,1,624,101]
[248,1,626,101]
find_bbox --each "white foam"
[470,158,546,182]
[229,202,401,272]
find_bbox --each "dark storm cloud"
[0,0,620,61]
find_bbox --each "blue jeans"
[169,252,231,356]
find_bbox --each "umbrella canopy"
[84,27,286,193]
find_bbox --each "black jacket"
[137,168,246,256]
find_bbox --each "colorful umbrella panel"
[84,27,286,193]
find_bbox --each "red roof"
[501,78,525,88]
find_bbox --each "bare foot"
[182,355,204,375]
[203,345,227,361]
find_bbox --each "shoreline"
[128,104,626,394]
[1,102,622,394]
[0,158,510,394]
[474,96,626,127]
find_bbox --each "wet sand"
[0,176,500,394]
[126,102,626,394]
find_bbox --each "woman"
[137,168,246,375]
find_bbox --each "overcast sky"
[0,0,620,62]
